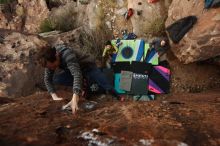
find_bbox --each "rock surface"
[0,0,49,33]
[0,30,47,98]
[0,90,219,146]
[168,52,220,93]
[166,0,220,64]
[0,2,23,31]
[19,0,49,33]
[128,0,171,37]
[39,26,112,61]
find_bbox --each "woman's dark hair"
[37,46,57,67]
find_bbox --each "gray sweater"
[44,46,82,94]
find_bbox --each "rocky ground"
[0,89,219,146]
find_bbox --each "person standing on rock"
[37,44,118,114]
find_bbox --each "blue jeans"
[53,67,113,91]
[53,69,73,86]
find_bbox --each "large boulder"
[0,30,47,98]
[0,2,23,31]
[128,0,171,37]
[19,0,49,33]
[0,13,10,29]
[166,0,220,64]
[168,53,220,93]
[85,0,133,36]
[86,0,100,30]
[0,0,49,33]
[48,2,87,32]
[39,27,111,61]
[39,28,85,51]
[46,0,75,10]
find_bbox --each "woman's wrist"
[73,88,82,96]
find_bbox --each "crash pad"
[111,62,131,73]
[130,73,148,95]
[131,61,152,74]
[111,40,145,62]
[114,73,126,94]
[133,95,155,101]
[119,71,133,91]
[145,48,159,65]
[148,65,170,94]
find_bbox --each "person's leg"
[85,67,113,91]
[53,70,73,86]
[84,66,119,98]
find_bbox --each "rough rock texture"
[167,51,220,93]
[166,0,220,64]
[0,13,10,29]
[85,0,133,33]
[39,27,105,60]
[47,0,74,5]
[86,0,100,29]
[0,3,23,31]
[47,0,97,31]
[0,0,49,33]
[0,90,220,146]
[39,28,90,53]
[19,0,49,33]
[0,31,47,98]
[39,28,82,47]
[48,1,89,32]
[128,0,171,37]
